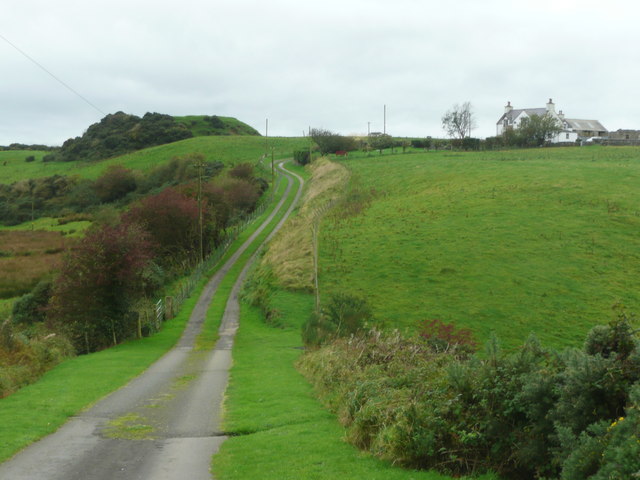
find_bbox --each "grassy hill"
[318,146,640,350]
[0,136,309,183]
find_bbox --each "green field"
[318,146,640,350]
[0,136,308,183]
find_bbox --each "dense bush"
[293,150,311,165]
[204,115,225,129]
[367,133,396,153]
[0,322,75,398]
[47,221,155,353]
[93,165,137,203]
[411,138,432,149]
[301,293,372,347]
[310,128,358,155]
[299,315,640,478]
[12,279,52,325]
[450,137,481,151]
[228,162,254,180]
[124,187,203,265]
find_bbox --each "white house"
[496,99,607,143]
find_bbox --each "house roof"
[564,118,607,132]
[496,108,547,125]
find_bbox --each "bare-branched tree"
[441,101,477,139]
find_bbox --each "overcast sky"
[2,0,639,146]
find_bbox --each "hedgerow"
[298,314,640,479]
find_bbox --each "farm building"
[496,98,607,143]
[608,129,640,141]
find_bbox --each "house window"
[566,133,570,139]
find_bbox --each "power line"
[0,32,105,116]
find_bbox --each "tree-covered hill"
[43,112,260,163]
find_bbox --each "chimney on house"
[505,101,513,114]
[546,98,556,114]
[558,110,565,121]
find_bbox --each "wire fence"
[151,161,284,326]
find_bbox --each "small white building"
[496,99,607,143]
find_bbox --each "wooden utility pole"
[308,126,312,164]
[265,118,269,156]
[193,159,207,263]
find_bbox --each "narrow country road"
[0,162,304,480]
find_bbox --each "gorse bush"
[299,315,640,479]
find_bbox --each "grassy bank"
[319,146,640,349]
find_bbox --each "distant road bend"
[0,161,304,480]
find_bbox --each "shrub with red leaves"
[124,187,203,263]
[48,221,154,353]
[418,318,478,354]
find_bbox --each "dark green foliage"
[451,137,481,150]
[293,150,311,165]
[0,175,78,225]
[411,138,432,149]
[368,133,395,153]
[24,155,35,163]
[204,115,225,129]
[492,113,564,148]
[300,316,640,478]
[302,293,372,347]
[310,128,358,155]
[240,263,281,326]
[12,280,52,325]
[93,165,137,203]
[0,153,228,225]
[53,111,193,162]
[589,384,640,479]
[0,143,56,152]
[584,314,637,360]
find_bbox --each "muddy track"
[0,162,304,480]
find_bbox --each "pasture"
[0,136,308,183]
[319,146,640,349]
